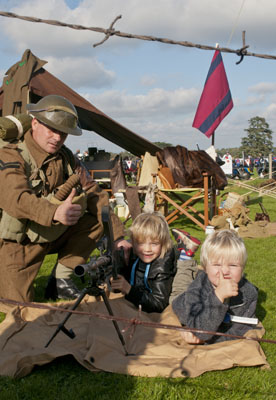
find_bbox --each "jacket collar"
[24,129,59,168]
[130,247,177,277]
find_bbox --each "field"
[0,178,276,399]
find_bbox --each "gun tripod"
[45,282,129,356]
[45,205,130,355]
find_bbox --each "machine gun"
[45,206,128,355]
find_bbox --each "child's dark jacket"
[172,270,258,343]
[120,248,177,313]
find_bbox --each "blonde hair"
[200,229,247,269]
[129,212,173,258]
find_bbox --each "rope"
[0,297,275,344]
[0,11,276,61]
[227,179,276,199]
[227,0,247,47]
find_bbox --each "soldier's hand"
[53,188,82,225]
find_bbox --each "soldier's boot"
[45,263,81,300]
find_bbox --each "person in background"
[258,154,267,178]
[247,155,254,173]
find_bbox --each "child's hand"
[180,330,204,344]
[215,269,239,303]
[110,274,131,295]
[114,239,132,264]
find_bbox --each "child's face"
[133,237,161,263]
[205,258,243,287]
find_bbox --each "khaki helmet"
[27,95,82,136]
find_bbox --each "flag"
[192,50,233,138]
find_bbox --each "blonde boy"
[111,212,177,313]
[172,230,258,344]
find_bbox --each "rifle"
[45,206,128,355]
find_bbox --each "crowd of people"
[221,151,276,179]
[0,94,259,346]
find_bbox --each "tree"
[153,141,173,149]
[217,147,241,158]
[240,116,273,157]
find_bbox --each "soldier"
[0,95,131,302]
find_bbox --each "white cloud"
[263,103,276,121]
[0,69,6,79]
[46,56,115,89]
[245,95,266,106]
[2,0,276,56]
[84,87,199,119]
[1,0,276,152]
[249,82,276,94]
[140,75,157,87]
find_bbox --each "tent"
[0,49,160,157]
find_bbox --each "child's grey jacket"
[172,270,258,343]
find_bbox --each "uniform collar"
[24,129,59,168]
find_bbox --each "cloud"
[249,82,276,94]
[0,69,6,79]
[140,75,157,87]
[1,0,103,57]
[1,0,276,153]
[263,103,276,122]
[83,87,199,119]
[46,56,115,89]
[2,0,276,56]
[245,95,266,106]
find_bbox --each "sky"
[0,0,276,155]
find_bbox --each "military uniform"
[0,129,124,302]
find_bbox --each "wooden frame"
[154,173,217,230]
[89,169,112,193]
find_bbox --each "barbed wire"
[0,297,275,344]
[0,11,276,61]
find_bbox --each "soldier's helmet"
[27,95,82,136]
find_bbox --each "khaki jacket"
[0,129,124,243]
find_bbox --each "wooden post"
[269,153,272,179]
[211,131,215,146]
[203,172,209,227]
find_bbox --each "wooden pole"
[211,131,215,146]
[269,153,272,179]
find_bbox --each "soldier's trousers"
[0,213,103,303]
[169,259,198,304]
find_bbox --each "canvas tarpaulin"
[0,295,269,378]
[0,49,160,157]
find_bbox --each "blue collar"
[130,258,152,292]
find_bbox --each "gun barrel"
[74,255,112,277]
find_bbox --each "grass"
[1,179,276,399]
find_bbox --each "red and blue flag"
[192,50,233,138]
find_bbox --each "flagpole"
[211,44,219,148]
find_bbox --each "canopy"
[0,49,160,157]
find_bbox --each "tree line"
[117,116,275,160]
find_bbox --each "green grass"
[1,181,276,399]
